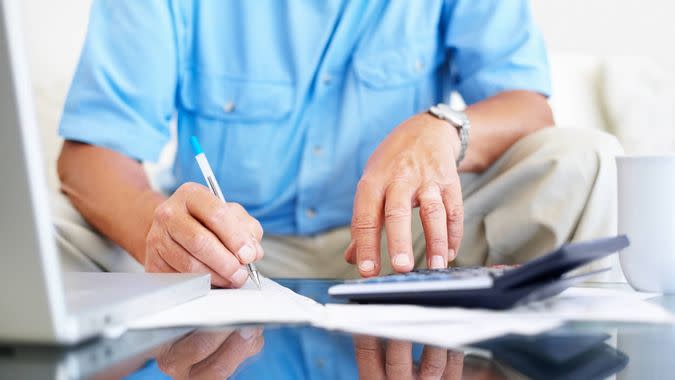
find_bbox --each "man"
[55,1,622,286]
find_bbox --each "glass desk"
[1,280,673,379]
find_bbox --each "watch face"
[446,112,464,126]
[432,103,466,127]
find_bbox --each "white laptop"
[0,0,209,344]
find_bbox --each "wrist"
[419,112,462,162]
[425,103,471,166]
[130,190,167,262]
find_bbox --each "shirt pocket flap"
[353,38,444,89]
[179,71,294,122]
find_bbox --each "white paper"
[322,304,562,348]
[333,318,562,349]
[322,304,490,327]
[505,286,675,323]
[130,276,674,347]
[130,277,323,329]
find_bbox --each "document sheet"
[131,277,324,328]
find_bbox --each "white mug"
[617,155,675,293]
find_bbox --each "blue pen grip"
[190,136,204,155]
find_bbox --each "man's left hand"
[344,112,464,276]
[353,335,465,379]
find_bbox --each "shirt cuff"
[457,65,552,105]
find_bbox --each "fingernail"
[431,255,446,269]
[448,249,457,261]
[238,327,261,340]
[232,268,249,284]
[359,260,375,272]
[238,244,256,263]
[393,254,411,268]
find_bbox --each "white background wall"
[23,0,90,89]
[21,0,91,187]
[531,0,675,65]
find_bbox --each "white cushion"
[548,53,607,131]
[599,57,675,155]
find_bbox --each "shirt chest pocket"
[178,71,295,123]
[351,37,445,124]
[353,38,445,90]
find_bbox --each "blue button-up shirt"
[60,0,550,235]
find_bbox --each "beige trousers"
[54,128,625,281]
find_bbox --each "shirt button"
[414,59,425,73]
[222,101,236,113]
[305,208,317,219]
[316,358,326,368]
[311,145,324,156]
[321,74,332,85]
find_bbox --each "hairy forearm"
[57,141,166,263]
[459,90,554,172]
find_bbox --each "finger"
[241,213,265,260]
[190,328,264,379]
[158,231,248,288]
[441,351,464,380]
[227,202,265,260]
[184,186,259,265]
[385,340,414,379]
[384,181,414,273]
[230,202,264,241]
[418,346,448,380]
[418,184,448,269]
[164,211,243,280]
[344,240,356,265]
[353,335,386,380]
[441,180,464,262]
[352,179,384,277]
[145,225,178,273]
[156,329,233,377]
[253,239,265,261]
[144,245,178,273]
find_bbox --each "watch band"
[427,103,471,166]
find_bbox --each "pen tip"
[253,272,262,290]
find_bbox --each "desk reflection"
[111,326,625,380]
[153,328,264,379]
[93,328,264,380]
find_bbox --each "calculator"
[328,235,629,309]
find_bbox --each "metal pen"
[190,136,262,289]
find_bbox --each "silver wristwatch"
[428,103,471,165]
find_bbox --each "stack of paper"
[128,277,674,348]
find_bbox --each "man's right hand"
[156,328,264,379]
[144,182,264,288]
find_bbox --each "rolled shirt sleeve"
[59,0,178,162]
[445,0,551,105]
